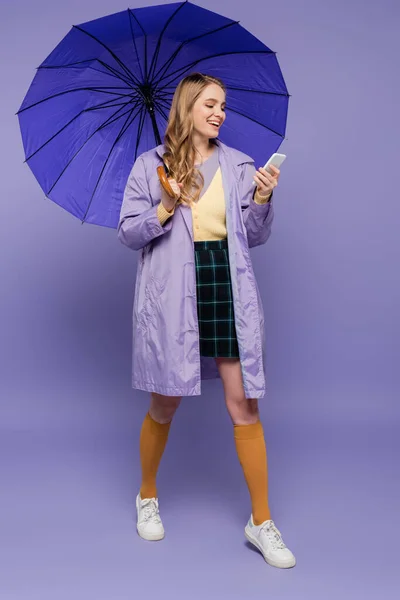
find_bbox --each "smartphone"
[252,152,287,185]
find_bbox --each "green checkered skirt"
[194,238,240,358]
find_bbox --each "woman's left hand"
[253,164,280,198]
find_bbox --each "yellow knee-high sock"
[139,412,171,499]
[234,421,271,525]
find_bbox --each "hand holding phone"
[252,152,287,186]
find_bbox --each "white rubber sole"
[136,495,165,541]
[245,526,296,569]
[137,526,165,541]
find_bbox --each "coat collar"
[154,139,254,166]
[154,138,251,242]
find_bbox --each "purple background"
[1,0,399,597]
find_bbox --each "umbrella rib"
[147,1,187,82]
[96,59,138,87]
[153,90,174,105]
[134,107,147,161]
[81,105,142,222]
[17,87,133,115]
[226,85,289,97]
[39,59,98,69]
[87,65,128,81]
[73,25,142,87]
[39,59,135,88]
[154,50,274,89]
[155,89,173,97]
[37,58,132,86]
[127,9,144,81]
[153,95,170,112]
[225,106,284,138]
[153,98,169,123]
[152,20,239,84]
[25,96,132,162]
[128,9,148,81]
[47,100,142,196]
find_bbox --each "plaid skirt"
[194,238,240,358]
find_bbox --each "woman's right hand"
[161,178,182,212]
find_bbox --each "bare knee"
[226,395,259,425]
[149,392,182,424]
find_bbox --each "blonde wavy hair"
[162,72,226,207]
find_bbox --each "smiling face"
[191,83,226,140]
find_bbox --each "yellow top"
[156,167,271,240]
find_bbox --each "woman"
[117,73,296,569]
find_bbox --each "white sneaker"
[245,516,296,568]
[136,493,165,541]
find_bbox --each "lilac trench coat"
[117,139,274,398]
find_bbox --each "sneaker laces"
[141,498,161,524]
[260,520,286,550]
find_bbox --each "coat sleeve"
[117,155,174,251]
[239,161,274,249]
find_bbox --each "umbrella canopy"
[17,1,289,228]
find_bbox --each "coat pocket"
[137,275,162,333]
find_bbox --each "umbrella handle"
[157,165,178,199]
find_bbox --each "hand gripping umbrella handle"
[157,165,177,199]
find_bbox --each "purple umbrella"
[17,1,289,228]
